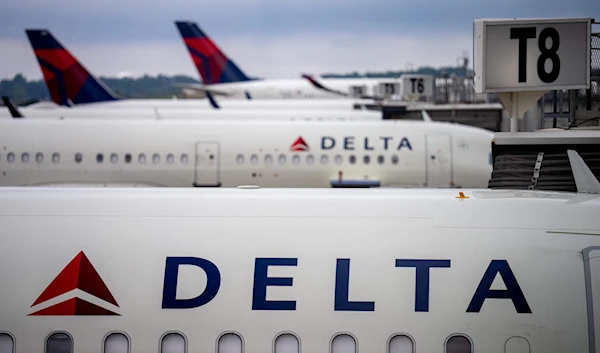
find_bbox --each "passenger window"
[292,155,301,165]
[306,154,315,165]
[124,154,132,164]
[331,334,356,353]
[160,332,186,353]
[505,336,530,353]
[103,332,129,353]
[0,333,14,353]
[152,153,161,164]
[236,154,245,165]
[391,155,399,164]
[445,335,472,353]
[349,155,356,164]
[46,332,73,353]
[138,154,147,164]
[274,333,299,353]
[110,153,118,164]
[377,155,384,164]
[218,333,243,353]
[363,155,370,164]
[334,155,342,165]
[21,152,29,163]
[52,153,60,164]
[96,153,104,163]
[250,154,259,165]
[265,154,273,165]
[389,334,414,353]
[180,154,189,164]
[167,154,175,164]
[278,154,286,165]
[36,152,44,164]
[7,153,15,163]
[320,155,329,165]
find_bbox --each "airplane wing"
[172,82,232,97]
[301,74,381,101]
[2,96,24,118]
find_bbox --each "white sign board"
[474,18,591,93]
[400,74,434,100]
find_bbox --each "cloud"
[0,32,472,80]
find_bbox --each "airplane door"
[426,134,452,187]
[194,141,220,187]
[584,247,600,353]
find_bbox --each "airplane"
[0,118,493,188]
[174,21,402,100]
[23,28,393,109]
[0,152,599,352]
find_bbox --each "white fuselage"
[0,187,599,353]
[0,119,493,188]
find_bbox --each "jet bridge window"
[36,153,44,164]
[330,333,356,353]
[74,153,82,164]
[46,332,73,353]
[96,153,104,164]
[274,333,300,353]
[21,152,29,163]
[218,333,243,353]
[160,332,187,353]
[0,332,15,353]
[445,335,473,353]
[103,332,130,353]
[52,153,60,164]
[388,334,414,353]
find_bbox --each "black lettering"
[410,78,417,93]
[537,27,560,83]
[417,79,424,93]
[510,27,536,82]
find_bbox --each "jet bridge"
[488,130,600,191]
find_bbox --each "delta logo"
[290,136,309,152]
[28,251,120,316]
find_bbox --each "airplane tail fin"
[25,29,118,106]
[175,21,252,85]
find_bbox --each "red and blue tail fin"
[175,21,252,85]
[25,29,118,106]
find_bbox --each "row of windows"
[0,331,532,353]
[1,152,190,165]
[237,154,400,166]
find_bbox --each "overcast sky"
[0,0,596,80]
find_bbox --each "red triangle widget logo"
[290,136,309,152]
[29,251,119,316]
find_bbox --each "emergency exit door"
[584,247,600,353]
[426,134,452,187]
[194,141,220,187]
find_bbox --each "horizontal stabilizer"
[302,74,379,100]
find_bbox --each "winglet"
[421,110,432,122]
[567,150,600,194]
[2,96,24,118]
[206,91,220,109]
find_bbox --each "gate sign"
[400,74,434,99]
[473,18,591,93]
